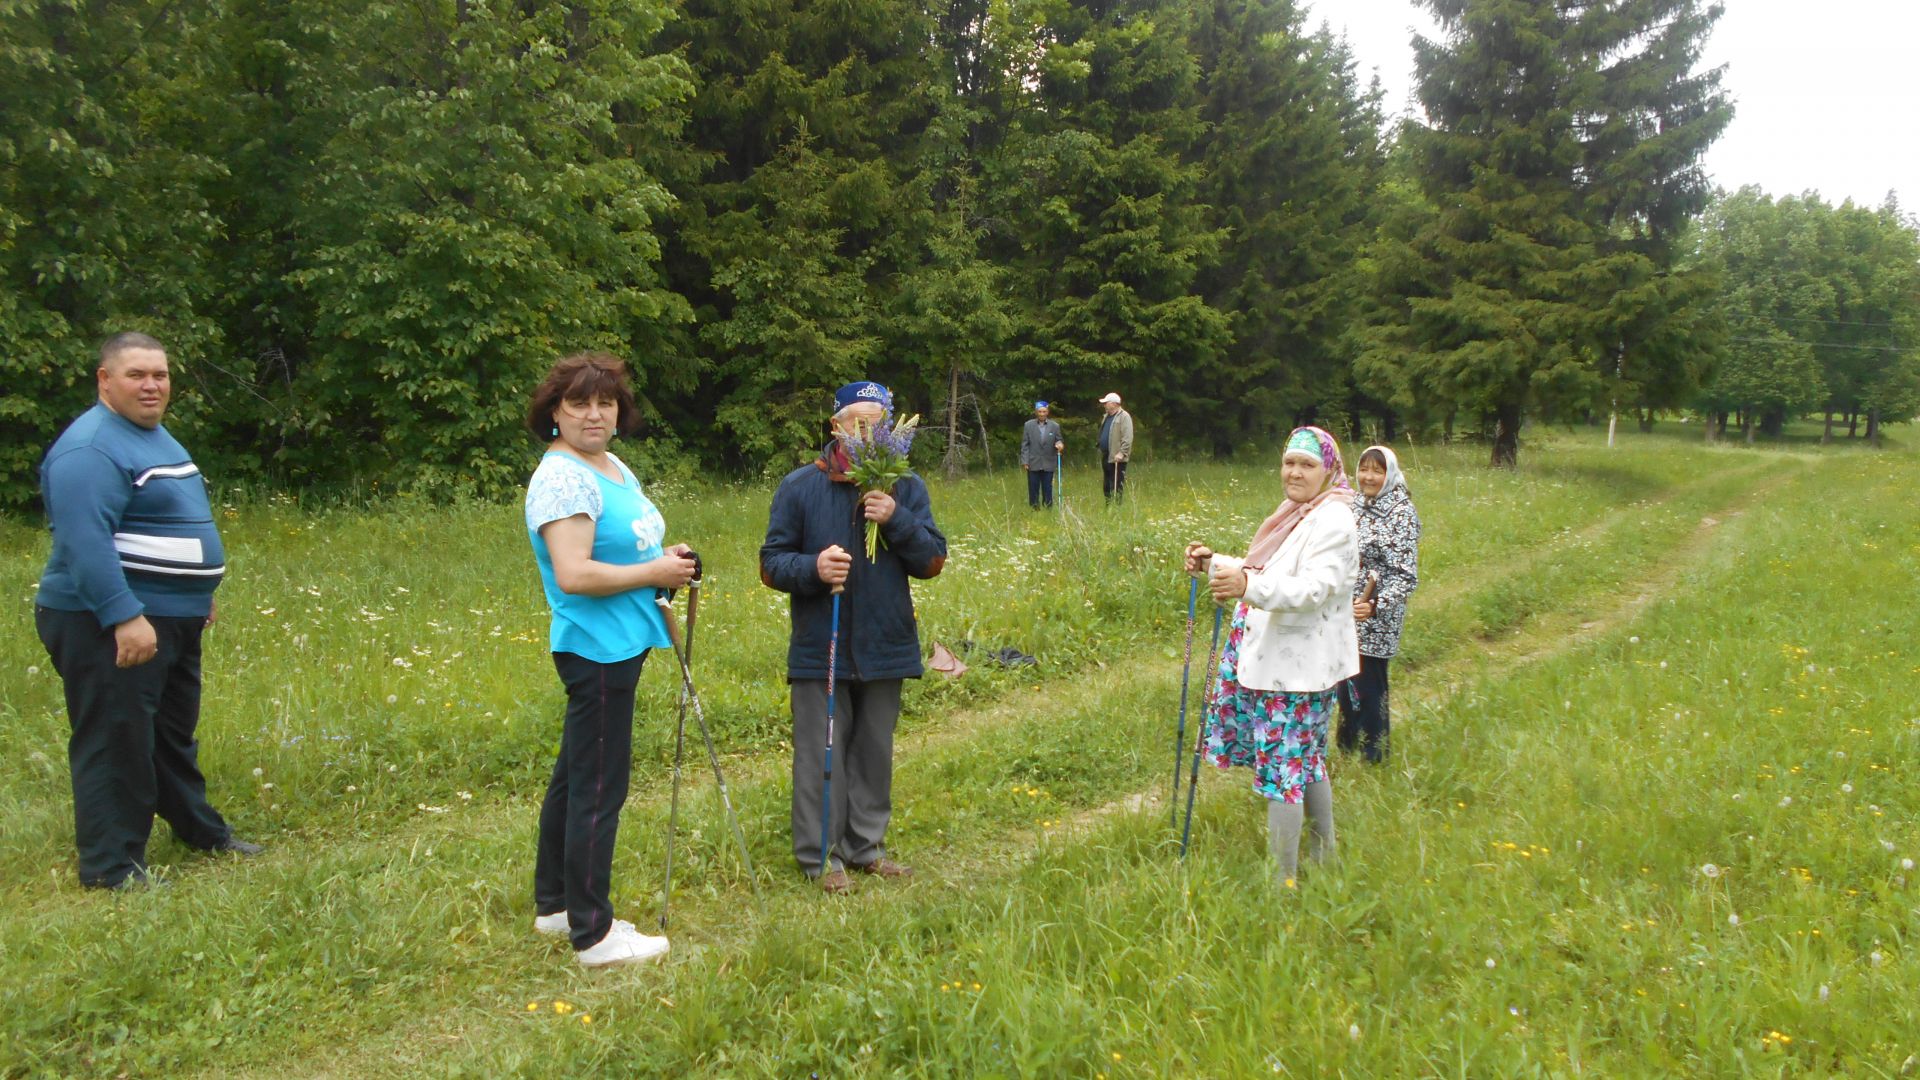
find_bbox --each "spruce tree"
[1191,0,1384,452]
[1363,0,1730,466]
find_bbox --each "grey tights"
[1266,781,1335,882]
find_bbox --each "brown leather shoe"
[850,857,912,879]
[818,868,854,894]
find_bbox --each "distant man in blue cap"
[1019,401,1065,509]
[759,381,948,893]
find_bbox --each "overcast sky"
[1317,0,1917,211]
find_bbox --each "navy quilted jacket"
[759,447,947,681]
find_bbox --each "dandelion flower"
[1818,985,1829,1002]
[581,1015,592,1025]
[346,785,357,793]
[554,1000,573,1014]
[1629,636,1640,644]
[1349,1024,1361,1040]
[1871,951,1884,965]
[1485,957,1496,969]
[386,695,398,705]
[972,982,982,991]
[1841,783,1853,793]
[1700,863,1721,878]
[1728,913,1741,926]
[1903,858,1915,871]
[527,1002,540,1012]
[27,665,39,676]
[1779,796,1792,807]
[1112,1052,1124,1062]
[252,767,265,778]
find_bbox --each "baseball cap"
[1098,392,1122,405]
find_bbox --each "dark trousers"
[790,678,902,876]
[535,650,645,950]
[1102,459,1128,499]
[1027,468,1055,508]
[1336,655,1391,764]
[35,606,231,887]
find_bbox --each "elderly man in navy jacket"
[760,381,947,893]
[35,332,262,890]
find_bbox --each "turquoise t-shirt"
[524,451,672,663]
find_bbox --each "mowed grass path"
[1,431,1915,1076]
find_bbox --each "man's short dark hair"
[99,332,166,369]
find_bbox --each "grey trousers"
[790,678,902,876]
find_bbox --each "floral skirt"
[1202,603,1335,804]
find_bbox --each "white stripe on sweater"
[113,532,204,564]
[132,463,200,488]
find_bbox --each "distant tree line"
[3,0,1914,507]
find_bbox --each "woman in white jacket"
[1184,426,1358,885]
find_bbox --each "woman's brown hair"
[1357,447,1388,470]
[525,352,641,441]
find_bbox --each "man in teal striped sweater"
[35,332,262,890]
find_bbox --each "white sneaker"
[576,924,669,968]
[536,913,639,938]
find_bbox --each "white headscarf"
[1357,444,1406,511]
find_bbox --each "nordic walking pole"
[658,553,702,931]
[1056,450,1064,506]
[1180,600,1226,859]
[655,584,766,917]
[820,584,844,880]
[1170,575,1200,829]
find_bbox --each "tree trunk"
[976,397,992,471]
[1638,409,1655,434]
[1490,399,1521,468]
[1760,408,1784,437]
[1743,414,1755,444]
[1443,410,1456,444]
[1848,411,1859,438]
[1383,410,1398,443]
[941,363,965,479]
[1704,411,1715,443]
[1821,410,1833,444]
[1867,406,1881,447]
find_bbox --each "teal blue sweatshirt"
[38,404,226,625]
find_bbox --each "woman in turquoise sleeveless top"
[523,352,696,968]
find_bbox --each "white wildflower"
[1700,863,1721,879]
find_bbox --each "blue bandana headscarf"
[834,381,892,414]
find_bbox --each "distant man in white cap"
[1097,392,1133,501]
[1019,401,1065,509]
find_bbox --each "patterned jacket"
[1351,485,1420,658]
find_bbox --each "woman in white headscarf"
[1337,445,1420,764]
[1183,426,1359,886]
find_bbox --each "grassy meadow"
[1,426,1916,1077]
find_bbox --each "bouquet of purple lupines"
[843,411,921,560]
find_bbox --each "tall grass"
[0,431,1911,1077]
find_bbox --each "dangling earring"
[550,424,559,437]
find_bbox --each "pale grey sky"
[1317,0,1917,210]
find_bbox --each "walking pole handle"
[662,549,703,604]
